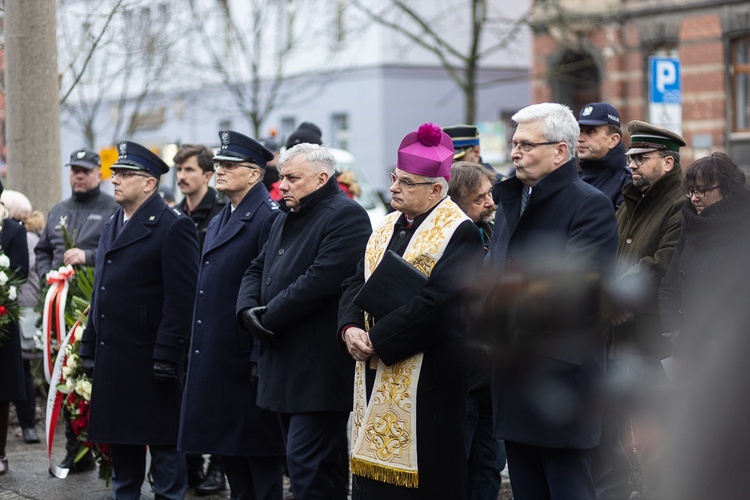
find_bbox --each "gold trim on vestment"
[351,198,469,488]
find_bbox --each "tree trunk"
[5,0,62,215]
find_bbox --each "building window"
[731,36,750,132]
[331,113,349,151]
[281,117,296,144]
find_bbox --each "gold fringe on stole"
[351,457,419,488]
[351,198,471,489]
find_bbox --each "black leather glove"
[153,361,179,382]
[250,362,259,388]
[241,306,276,342]
[80,357,95,378]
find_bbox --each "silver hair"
[512,103,580,162]
[423,175,449,199]
[279,143,336,176]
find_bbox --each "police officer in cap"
[577,102,632,209]
[79,141,200,499]
[443,124,504,201]
[179,130,286,498]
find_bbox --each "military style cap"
[626,120,686,155]
[112,141,169,178]
[578,102,621,127]
[443,124,480,160]
[66,148,101,169]
[213,130,274,168]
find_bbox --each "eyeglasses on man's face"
[685,185,720,199]
[111,170,151,180]
[213,161,258,172]
[507,140,560,153]
[626,154,664,167]
[389,172,434,189]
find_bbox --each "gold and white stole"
[350,197,469,488]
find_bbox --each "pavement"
[1,399,510,499]
[0,407,231,500]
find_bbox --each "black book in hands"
[353,250,428,320]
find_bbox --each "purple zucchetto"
[397,123,454,181]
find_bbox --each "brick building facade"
[530,0,750,170]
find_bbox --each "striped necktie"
[520,185,531,216]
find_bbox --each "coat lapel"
[106,194,165,254]
[204,185,267,254]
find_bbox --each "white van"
[329,148,388,226]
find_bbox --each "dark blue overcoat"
[80,193,199,445]
[488,159,618,449]
[179,183,285,456]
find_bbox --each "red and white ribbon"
[45,312,84,479]
[42,266,75,383]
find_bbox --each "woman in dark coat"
[659,152,750,499]
[659,152,750,358]
[0,181,30,475]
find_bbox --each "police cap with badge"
[213,130,274,168]
[578,102,621,128]
[66,148,102,169]
[112,141,169,177]
[626,120,686,155]
[443,124,480,160]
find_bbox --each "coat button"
[507,255,515,263]
[100,314,105,319]
[204,260,209,266]
[399,230,406,238]
[197,320,202,326]
[194,349,200,355]
[278,248,285,255]
[626,238,633,244]
[99,341,105,346]
[266,278,272,285]
[100,286,106,291]
[106,259,112,264]
[199,290,204,296]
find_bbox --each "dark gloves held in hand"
[241,306,276,342]
[80,357,95,378]
[153,361,179,382]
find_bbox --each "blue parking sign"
[650,57,681,104]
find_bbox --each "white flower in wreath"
[67,354,78,371]
[62,365,72,378]
[75,379,92,401]
[8,286,16,301]
[0,271,7,285]
[0,254,9,268]
[65,377,75,391]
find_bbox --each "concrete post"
[5,0,62,214]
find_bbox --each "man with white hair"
[236,143,371,500]
[486,103,617,499]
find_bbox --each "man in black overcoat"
[79,141,199,499]
[486,103,617,499]
[179,130,285,499]
[236,143,371,499]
